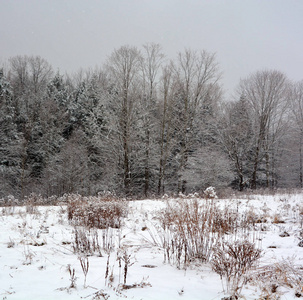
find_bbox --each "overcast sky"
[1,0,303,98]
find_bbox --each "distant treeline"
[0,44,302,198]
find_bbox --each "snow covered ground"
[1,191,303,300]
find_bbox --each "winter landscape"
[1,1,303,299]
[1,189,303,300]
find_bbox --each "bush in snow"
[250,258,303,299]
[211,239,262,298]
[203,186,218,199]
[154,199,245,269]
[67,194,128,229]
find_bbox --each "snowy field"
[1,191,303,300]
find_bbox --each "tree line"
[0,44,302,199]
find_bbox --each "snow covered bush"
[0,195,19,207]
[211,240,262,298]
[67,194,128,229]
[203,186,217,199]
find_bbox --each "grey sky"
[1,0,302,98]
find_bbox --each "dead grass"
[154,199,256,269]
[250,259,303,298]
[72,227,103,256]
[67,194,128,229]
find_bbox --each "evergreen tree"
[0,69,24,197]
[218,96,254,190]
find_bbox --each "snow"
[1,192,303,299]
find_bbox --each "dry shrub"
[272,214,285,224]
[69,193,127,256]
[67,264,77,289]
[73,227,103,256]
[156,199,246,269]
[211,240,262,298]
[25,193,60,208]
[244,206,268,227]
[215,187,238,199]
[250,259,303,298]
[78,256,89,287]
[67,193,128,229]
[1,194,60,209]
[2,205,16,215]
[24,193,43,214]
[211,206,240,234]
[90,290,109,300]
[0,195,19,207]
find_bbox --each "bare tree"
[140,43,164,196]
[106,46,142,195]
[9,55,53,96]
[157,63,177,194]
[8,55,29,97]
[238,70,289,189]
[28,56,53,94]
[290,81,303,187]
[172,49,221,193]
[85,87,123,193]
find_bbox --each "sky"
[1,0,303,99]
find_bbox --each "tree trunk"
[122,91,130,196]
[266,150,270,188]
[300,130,303,188]
[144,127,150,197]
[251,142,260,189]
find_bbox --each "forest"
[1,43,303,199]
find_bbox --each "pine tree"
[0,69,24,197]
